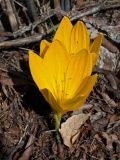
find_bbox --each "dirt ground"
[0,0,120,159]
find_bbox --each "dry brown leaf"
[98,46,117,71]
[102,92,117,108]
[102,132,113,151]
[59,113,91,151]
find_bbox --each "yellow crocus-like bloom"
[29,16,102,130]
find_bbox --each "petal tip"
[63,16,70,22]
[29,49,34,55]
[98,32,103,40]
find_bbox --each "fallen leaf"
[59,113,91,151]
[102,132,113,151]
[102,92,117,108]
[102,37,119,54]
[98,46,117,71]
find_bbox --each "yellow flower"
[40,16,103,66]
[29,16,102,130]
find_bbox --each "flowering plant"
[29,16,102,133]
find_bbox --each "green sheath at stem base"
[53,112,62,142]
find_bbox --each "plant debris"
[59,113,91,151]
[0,0,120,159]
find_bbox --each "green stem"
[53,112,62,142]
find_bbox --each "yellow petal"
[44,40,69,100]
[61,74,97,112]
[70,21,89,54]
[74,74,97,97]
[53,16,73,52]
[41,89,64,113]
[29,50,54,94]
[65,49,92,97]
[44,40,68,76]
[40,40,51,58]
[90,33,103,66]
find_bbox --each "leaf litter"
[0,0,120,159]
